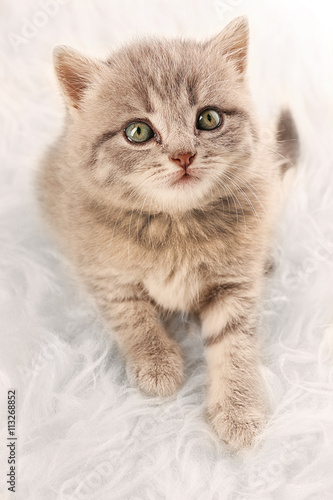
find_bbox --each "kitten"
[37,17,299,450]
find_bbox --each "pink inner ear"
[209,17,249,75]
[224,19,249,74]
[57,62,90,108]
[54,48,101,110]
[228,39,248,74]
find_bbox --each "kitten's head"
[54,16,258,215]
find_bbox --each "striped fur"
[37,17,299,449]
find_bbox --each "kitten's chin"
[149,179,215,215]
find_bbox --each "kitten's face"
[56,17,258,214]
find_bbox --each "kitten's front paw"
[207,403,267,450]
[128,339,184,397]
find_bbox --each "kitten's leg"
[92,282,184,397]
[200,284,268,449]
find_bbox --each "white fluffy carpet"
[1,1,333,498]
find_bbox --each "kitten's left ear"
[208,16,249,76]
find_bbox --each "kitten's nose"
[169,151,196,170]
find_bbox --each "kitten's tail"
[276,109,300,176]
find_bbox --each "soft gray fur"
[37,17,299,449]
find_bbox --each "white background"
[1,1,333,499]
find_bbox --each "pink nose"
[169,152,196,170]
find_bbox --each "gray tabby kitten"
[37,17,299,450]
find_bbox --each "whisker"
[262,143,296,167]
[212,174,243,225]
[206,165,262,226]
[220,171,262,226]
[222,168,268,212]
[136,194,149,243]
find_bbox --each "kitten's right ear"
[53,46,104,112]
[207,16,249,76]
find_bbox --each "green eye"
[125,122,154,143]
[196,109,222,131]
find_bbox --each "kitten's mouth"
[172,171,199,187]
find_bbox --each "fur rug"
[1,0,333,498]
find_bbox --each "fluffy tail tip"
[276,109,300,175]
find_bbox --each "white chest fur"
[143,259,201,312]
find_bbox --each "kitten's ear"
[53,46,104,112]
[208,16,249,75]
